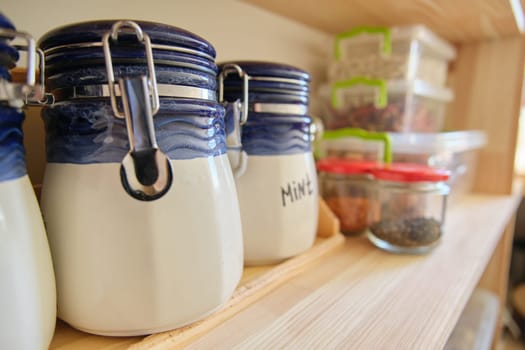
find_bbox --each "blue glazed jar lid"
[39,20,216,59]
[219,61,311,105]
[220,61,310,82]
[0,12,15,31]
[39,20,219,96]
[219,61,310,92]
[43,45,216,76]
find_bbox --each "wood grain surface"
[242,0,525,42]
[182,193,521,350]
[445,36,525,195]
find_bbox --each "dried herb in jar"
[370,217,442,247]
[325,196,377,235]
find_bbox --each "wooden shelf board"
[242,0,525,42]
[182,192,521,349]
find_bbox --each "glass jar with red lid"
[368,164,450,254]
[317,159,379,235]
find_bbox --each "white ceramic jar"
[0,15,56,349]
[39,20,243,336]
[219,62,318,265]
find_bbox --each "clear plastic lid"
[321,78,454,111]
[334,25,456,61]
[387,80,453,101]
[320,130,487,161]
[388,25,456,60]
[388,130,487,154]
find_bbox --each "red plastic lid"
[370,163,450,183]
[316,159,380,175]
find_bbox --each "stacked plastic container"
[319,25,456,133]
[317,25,486,198]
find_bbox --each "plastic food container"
[368,164,450,254]
[319,78,453,132]
[330,25,456,86]
[320,130,486,197]
[388,131,485,196]
[317,159,378,236]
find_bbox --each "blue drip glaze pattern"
[43,99,226,163]
[225,104,312,156]
[241,116,312,155]
[0,106,26,181]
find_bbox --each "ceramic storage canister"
[218,61,318,265]
[0,13,56,350]
[38,20,243,336]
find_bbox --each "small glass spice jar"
[317,159,378,236]
[368,164,449,254]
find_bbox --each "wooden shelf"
[180,193,521,349]
[48,192,520,349]
[242,0,525,42]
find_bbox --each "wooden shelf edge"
[242,0,525,42]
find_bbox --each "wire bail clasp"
[218,64,250,178]
[102,20,172,201]
[103,20,160,119]
[0,29,48,107]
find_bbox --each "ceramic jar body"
[0,107,56,349]
[236,112,318,265]
[236,151,318,265]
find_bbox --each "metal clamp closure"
[103,20,159,119]
[103,20,172,201]
[0,29,45,107]
[218,64,250,125]
[18,46,55,105]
